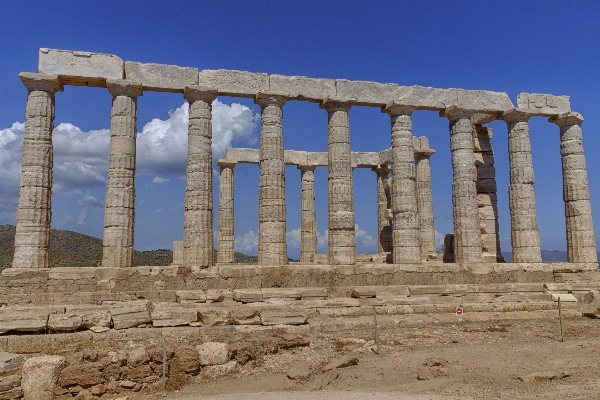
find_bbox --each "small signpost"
[455,307,464,316]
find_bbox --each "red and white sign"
[455,307,463,316]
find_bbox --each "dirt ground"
[138,309,600,399]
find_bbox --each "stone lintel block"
[517,93,571,116]
[269,74,336,102]
[379,148,393,165]
[353,152,380,168]
[124,61,198,92]
[38,48,124,86]
[225,147,260,164]
[336,79,399,106]
[398,86,513,113]
[216,159,238,168]
[198,69,269,98]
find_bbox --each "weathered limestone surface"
[517,93,571,116]
[299,165,317,262]
[270,74,336,102]
[503,109,542,263]
[109,301,152,330]
[550,113,597,263]
[21,355,66,400]
[183,86,218,268]
[397,86,514,112]
[13,73,63,269]
[473,126,504,263]
[172,241,184,265]
[322,97,356,265]
[256,92,288,266]
[444,106,483,264]
[102,80,143,268]
[383,102,420,264]
[337,80,400,106]
[124,61,198,92]
[198,69,269,98]
[38,48,123,86]
[373,166,392,254]
[414,136,437,260]
[217,161,236,264]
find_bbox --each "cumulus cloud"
[355,224,376,248]
[75,194,103,225]
[152,176,169,184]
[435,230,445,251]
[0,122,25,221]
[235,230,259,252]
[280,225,375,251]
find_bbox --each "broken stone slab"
[233,289,263,303]
[21,355,66,400]
[261,288,302,301]
[231,309,261,325]
[0,312,49,335]
[269,74,336,102]
[205,289,227,303]
[578,290,600,317]
[64,306,111,329]
[198,69,269,98]
[287,360,312,380]
[109,301,152,330]
[308,299,360,308]
[0,375,21,394]
[323,355,359,371]
[175,290,207,304]
[516,92,571,116]
[260,312,308,326]
[196,342,229,366]
[349,287,376,298]
[197,308,234,326]
[38,48,124,86]
[0,353,25,375]
[124,61,198,92]
[48,314,83,332]
[151,304,197,327]
[301,288,328,300]
[551,293,577,302]
[517,371,570,383]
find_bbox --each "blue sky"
[1,1,599,259]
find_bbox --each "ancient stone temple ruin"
[0,48,598,398]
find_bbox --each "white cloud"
[435,230,445,251]
[75,194,103,225]
[0,122,25,221]
[235,230,259,252]
[355,224,376,248]
[286,228,301,249]
[152,176,169,184]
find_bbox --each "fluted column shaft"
[382,103,420,264]
[13,73,63,269]
[102,80,143,268]
[374,166,392,254]
[503,109,542,263]
[256,93,288,266]
[299,165,317,262]
[321,98,356,265]
[444,107,483,264]
[217,161,236,263]
[550,112,597,263]
[183,86,218,268]
[414,137,436,260]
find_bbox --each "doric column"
[550,112,597,263]
[217,160,236,264]
[442,106,483,264]
[414,136,437,260]
[12,73,63,269]
[382,102,420,264]
[102,80,143,268]
[502,108,542,263]
[183,86,218,268]
[321,97,356,265]
[298,164,317,262]
[373,165,392,254]
[255,92,288,266]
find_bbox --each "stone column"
[502,109,542,263]
[373,165,392,254]
[321,97,356,265]
[443,106,483,264]
[101,80,143,268]
[473,126,504,263]
[298,164,317,262]
[550,112,597,263]
[183,86,218,268]
[12,73,63,269]
[382,102,420,264]
[217,160,236,264]
[256,92,288,266]
[414,136,437,260]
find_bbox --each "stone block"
[151,304,197,327]
[64,307,111,330]
[109,301,152,330]
[198,69,268,98]
[261,288,301,300]
[127,346,149,367]
[269,74,335,102]
[0,353,25,375]
[48,314,83,332]
[552,293,577,302]
[198,308,233,326]
[38,48,124,86]
[124,61,198,92]
[336,79,399,106]
[231,309,261,325]
[233,289,263,303]
[21,355,66,400]
[260,312,308,326]
[0,312,48,335]
[0,375,21,394]
[350,287,376,298]
[48,268,96,280]
[201,360,237,379]
[196,342,229,366]
[173,345,199,374]
[301,288,328,299]
[175,290,206,304]
[397,85,513,112]
[58,363,102,387]
[516,93,571,116]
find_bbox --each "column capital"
[19,72,63,93]
[549,112,584,127]
[414,149,435,159]
[297,164,317,172]
[184,85,217,103]
[320,96,355,112]
[217,159,237,169]
[502,108,538,123]
[441,105,479,120]
[255,91,288,108]
[382,101,415,116]
[107,79,143,98]
[372,164,390,174]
